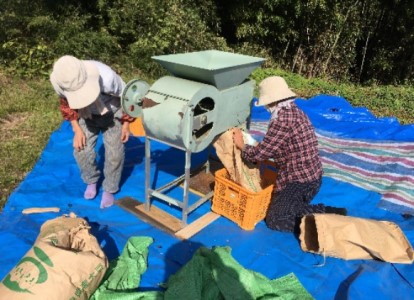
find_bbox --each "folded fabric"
[299,214,414,264]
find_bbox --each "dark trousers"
[265,178,325,232]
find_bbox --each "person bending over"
[50,55,134,209]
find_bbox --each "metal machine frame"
[144,136,213,227]
[119,50,265,233]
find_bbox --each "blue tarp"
[0,95,413,299]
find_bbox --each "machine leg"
[205,146,211,174]
[145,137,151,211]
[181,149,192,226]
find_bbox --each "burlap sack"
[213,129,262,192]
[299,213,414,264]
[0,213,109,299]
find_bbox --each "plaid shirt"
[242,103,323,191]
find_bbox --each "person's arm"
[59,97,78,121]
[233,128,258,150]
[70,119,86,151]
[239,120,290,164]
[120,121,130,143]
[118,107,135,143]
[59,98,86,151]
[233,128,246,150]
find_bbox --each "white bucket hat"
[255,76,296,106]
[50,55,100,109]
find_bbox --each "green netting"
[90,236,162,300]
[91,238,313,300]
[163,246,313,300]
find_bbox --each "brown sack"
[299,214,414,264]
[0,213,108,299]
[213,129,262,193]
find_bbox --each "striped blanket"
[249,121,414,214]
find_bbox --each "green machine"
[121,50,264,230]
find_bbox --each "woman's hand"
[71,120,86,151]
[233,128,245,150]
[121,122,130,143]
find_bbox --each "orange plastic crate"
[212,166,275,230]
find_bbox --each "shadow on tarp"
[119,137,145,188]
[87,219,121,261]
[162,240,205,284]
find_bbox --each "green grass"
[0,69,413,210]
[0,75,62,209]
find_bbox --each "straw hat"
[50,55,100,109]
[255,76,296,106]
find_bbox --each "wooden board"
[116,197,220,239]
[116,197,182,235]
[22,207,60,214]
[175,212,220,240]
